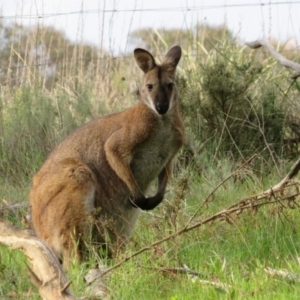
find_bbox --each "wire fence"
[1,1,300,72]
[1,1,300,19]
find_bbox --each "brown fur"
[29,46,185,267]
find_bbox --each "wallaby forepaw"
[129,195,146,209]
[130,194,163,211]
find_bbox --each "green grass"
[1,167,300,299]
[1,33,300,299]
[106,201,300,299]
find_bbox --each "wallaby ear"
[134,48,156,73]
[164,45,182,69]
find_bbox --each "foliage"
[1,19,300,299]
[128,23,234,56]
[179,40,298,169]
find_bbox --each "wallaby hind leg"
[30,158,96,268]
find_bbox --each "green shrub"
[179,40,292,170]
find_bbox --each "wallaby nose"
[155,101,169,115]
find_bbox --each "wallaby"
[29,45,185,267]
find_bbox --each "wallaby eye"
[167,83,174,91]
[146,84,153,91]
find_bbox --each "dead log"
[0,220,77,300]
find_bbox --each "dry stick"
[226,181,299,213]
[143,266,203,277]
[100,156,300,278]
[219,157,300,213]
[185,153,258,229]
[204,154,258,206]
[100,188,300,278]
[246,39,300,79]
[265,157,300,192]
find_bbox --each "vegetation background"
[1,3,300,299]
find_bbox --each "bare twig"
[185,154,258,228]
[99,156,300,278]
[100,188,300,278]
[265,157,300,192]
[265,267,300,282]
[2,155,300,297]
[246,39,300,79]
[190,278,231,290]
[143,266,203,277]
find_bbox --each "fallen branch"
[102,188,300,277]
[185,154,258,228]
[246,39,300,79]
[265,157,300,191]
[2,155,300,296]
[0,221,77,300]
[143,265,203,277]
[189,278,231,291]
[99,157,300,278]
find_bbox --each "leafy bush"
[179,40,293,169]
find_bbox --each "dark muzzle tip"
[156,103,169,115]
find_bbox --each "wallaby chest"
[130,119,180,190]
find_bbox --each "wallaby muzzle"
[155,88,170,115]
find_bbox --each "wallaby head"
[134,46,181,115]
[29,45,184,268]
